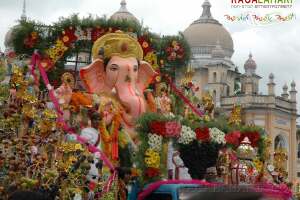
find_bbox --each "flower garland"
[99,113,122,161]
[135,112,269,185]
[11,15,191,74]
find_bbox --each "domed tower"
[110,0,139,24]
[183,0,234,68]
[241,53,261,95]
[244,53,257,76]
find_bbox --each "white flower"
[178,125,196,145]
[148,133,163,151]
[209,127,226,144]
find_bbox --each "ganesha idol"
[81,32,157,122]
[56,32,157,140]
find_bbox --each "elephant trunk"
[115,82,146,119]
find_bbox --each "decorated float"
[0,15,293,199]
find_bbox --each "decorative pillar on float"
[231,137,258,185]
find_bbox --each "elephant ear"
[80,59,112,94]
[137,61,158,93]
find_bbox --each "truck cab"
[142,184,204,200]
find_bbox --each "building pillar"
[290,81,297,103]
[268,73,275,96]
[281,84,289,100]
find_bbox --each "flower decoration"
[165,40,185,61]
[209,127,226,144]
[138,35,153,56]
[144,167,160,178]
[178,125,196,145]
[164,121,181,138]
[144,148,160,168]
[91,27,106,42]
[253,158,263,172]
[40,57,54,71]
[24,32,39,48]
[47,39,68,64]
[144,52,159,70]
[149,121,166,136]
[148,134,163,151]
[225,131,241,146]
[61,27,77,46]
[195,127,210,142]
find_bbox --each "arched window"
[213,72,217,82]
[274,134,287,150]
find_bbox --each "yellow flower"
[144,148,160,168]
[74,144,83,151]
[253,158,263,172]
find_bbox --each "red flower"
[145,167,160,178]
[165,47,173,53]
[195,127,210,142]
[61,27,77,46]
[225,131,241,146]
[138,35,153,55]
[91,27,105,42]
[40,57,54,71]
[89,181,97,191]
[149,121,166,136]
[24,32,39,48]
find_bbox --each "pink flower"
[165,121,181,137]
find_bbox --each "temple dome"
[183,0,234,58]
[244,53,257,74]
[110,0,139,24]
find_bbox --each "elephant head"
[80,32,157,121]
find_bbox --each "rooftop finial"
[21,0,26,20]
[119,0,128,12]
[201,0,212,19]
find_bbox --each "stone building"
[181,0,298,182]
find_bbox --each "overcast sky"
[0,0,299,116]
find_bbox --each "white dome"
[183,0,234,58]
[110,0,139,24]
